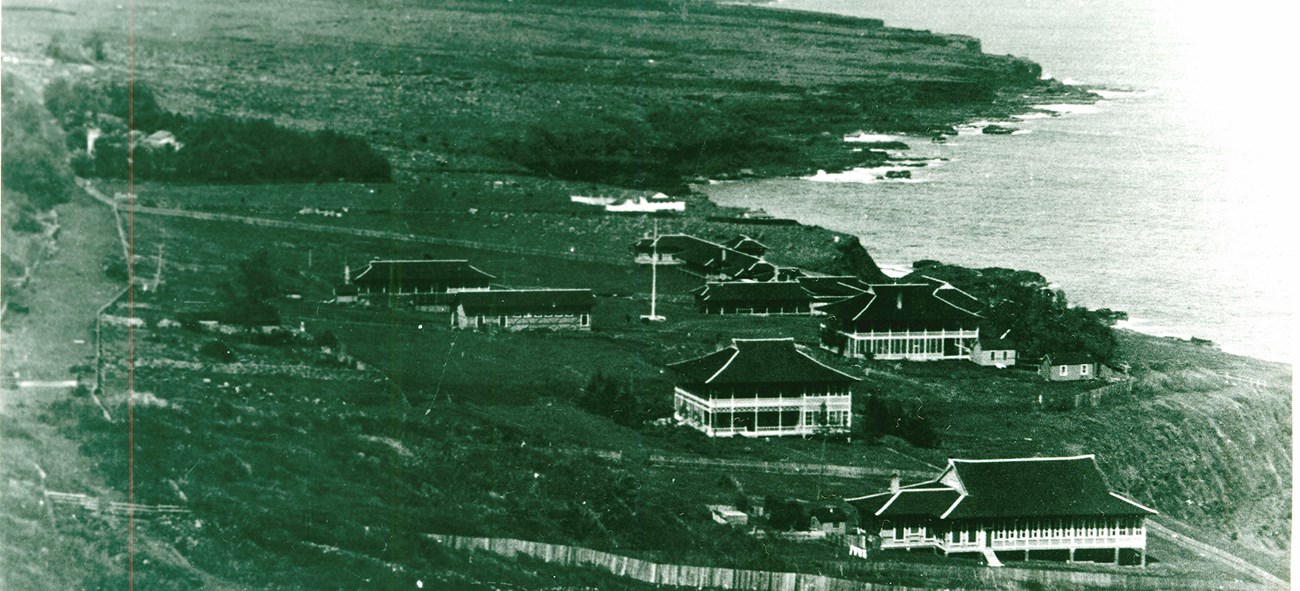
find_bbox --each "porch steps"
[980,548,1003,568]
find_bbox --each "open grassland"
[82,200,1290,585]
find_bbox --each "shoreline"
[696,86,1296,367]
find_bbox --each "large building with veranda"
[669,338,858,438]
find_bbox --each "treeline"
[907,260,1121,363]
[3,73,76,210]
[43,78,391,183]
[494,107,799,190]
[861,394,943,449]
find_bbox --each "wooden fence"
[44,490,188,519]
[428,534,1274,591]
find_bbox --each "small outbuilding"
[1040,352,1098,381]
[970,336,1016,367]
[453,289,594,331]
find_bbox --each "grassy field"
[2,0,1289,587]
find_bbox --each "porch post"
[1113,547,1119,565]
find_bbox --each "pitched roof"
[725,235,769,255]
[633,234,760,272]
[697,281,813,304]
[798,276,873,300]
[819,278,983,328]
[978,336,1014,350]
[457,289,594,314]
[945,456,1153,518]
[668,338,860,386]
[352,259,494,287]
[1043,352,1097,366]
[849,455,1156,521]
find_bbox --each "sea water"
[704,0,1294,363]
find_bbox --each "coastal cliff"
[3,0,1085,192]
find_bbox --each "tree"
[578,372,643,428]
[220,250,280,327]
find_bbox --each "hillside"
[1,0,1289,589]
[2,0,1086,192]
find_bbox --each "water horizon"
[702,0,1294,364]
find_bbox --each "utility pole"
[152,244,164,293]
[641,220,665,322]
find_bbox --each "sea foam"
[1033,103,1099,115]
[803,167,925,184]
[843,132,901,143]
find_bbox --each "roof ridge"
[704,348,742,384]
[732,337,796,342]
[368,258,470,263]
[463,288,592,293]
[790,344,861,382]
[939,493,966,519]
[1108,492,1160,515]
[949,454,1097,464]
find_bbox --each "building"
[725,235,769,258]
[631,234,762,279]
[819,278,983,361]
[730,260,803,283]
[695,281,814,315]
[1040,352,1098,381]
[970,336,1017,367]
[847,456,1156,566]
[669,338,857,437]
[605,194,686,213]
[351,259,494,296]
[765,497,849,535]
[797,276,873,312]
[453,289,594,331]
[333,283,359,304]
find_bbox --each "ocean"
[704,0,1295,363]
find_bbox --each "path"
[1146,519,1288,589]
[79,180,621,264]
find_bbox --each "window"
[580,313,590,326]
[1080,364,1090,375]
[1059,365,1068,376]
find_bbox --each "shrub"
[200,339,236,362]
[862,393,942,449]
[45,78,391,184]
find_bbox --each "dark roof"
[978,336,1014,350]
[946,457,1153,518]
[1043,352,1097,366]
[352,260,494,287]
[697,281,813,304]
[811,505,849,523]
[633,234,760,272]
[669,338,859,386]
[819,279,982,329]
[849,456,1156,521]
[457,289,594,314]
[798,276,872,300]
[725,235,769,256]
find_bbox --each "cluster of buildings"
[334,259,594,331]
[329,233,1138,569]
[633,233,1143,567]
